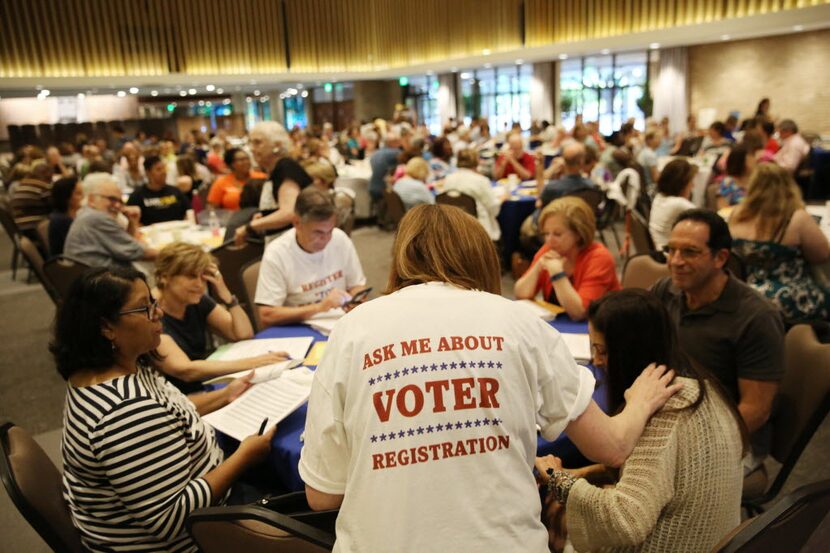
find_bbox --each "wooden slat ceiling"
[0,0,825,78]
[524,0,829,46]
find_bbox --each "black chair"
[743,325,830,515]
[19,236,60,304]
[211,239,264,314]
[565,188,604,216]
[0,201,23,280]
[186,492,336,553]
[42,257,90,304]
[435,191,477,217]
[714,479,830,552]
[0,422,87,553]
[381,189,406,230]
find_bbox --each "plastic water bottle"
[208,208,220,237]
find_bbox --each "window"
[245,96,271,129]
[461,64,531,132]
[404,75,440,135]
[283,96,307,129]
[560,52,647,135]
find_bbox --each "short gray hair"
[83,172,118,195]
[778,119,798,134]
[251,121,290,149]
[295,187,335,222]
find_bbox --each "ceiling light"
[600,48,610,55]
[301,90,309,98]
[150,90,159,96]
[188,88,197,95]
[253,90,261,96]
[515,59,523,65]
[649,42,660,50]
[129,87,139,94]
[245,97,252,103]
[558,53,568,60]
[216,88,224,94]
[40,89,50,97]
[116,90,126,97]
[223,99,231,105]
[179,90,188,97]
[721,34,730,41]
[793,25,804,31]
[460,72,472,79]
[198,100,205,106]
[482,49,491,56]
[205,84,215,92]
[77,93,85,99]
[206,101,212,106]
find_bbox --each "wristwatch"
[546,468,577,504]
[222,295,240,308]
[549,271,567,283]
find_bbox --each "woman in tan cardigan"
[537,289,746,553]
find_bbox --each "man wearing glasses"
[64,173,158,268]
[652,208,784,477]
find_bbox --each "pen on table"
[258,418,269,436]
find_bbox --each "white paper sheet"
[203,367,314,441]
[217,337,314,362]
[203,358,304,385]
[304,308,345,336]
[560,333,591,362]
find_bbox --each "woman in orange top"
[514,196,620,320]
[207,148,267,210]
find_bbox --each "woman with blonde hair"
[299,204,682,552]
[154,242,286,392]
[728,163,830,320]
[515,196,620,320]
[393,156,434,210]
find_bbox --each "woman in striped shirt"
[51,266,275,552]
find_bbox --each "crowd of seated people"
[2,97,829,552]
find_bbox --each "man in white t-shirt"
[255,187,367,326]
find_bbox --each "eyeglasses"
[94,193,123,205]
[118,300,160,320]
[662,245,707,260]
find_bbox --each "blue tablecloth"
[497,194,536,266]
[256,317,601,492]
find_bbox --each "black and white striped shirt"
[62,365,225,552]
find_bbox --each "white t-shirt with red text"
[299,282,595,553]
[255,227,366,308]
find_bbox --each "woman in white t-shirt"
[442,148,503,241]
[299,204,683,553]
[648,159,697,250]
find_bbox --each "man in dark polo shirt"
[652,209,784,473]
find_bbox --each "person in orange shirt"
[206,148,266,210]
[514,196,620,320]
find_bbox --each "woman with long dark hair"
[537,289,745,553]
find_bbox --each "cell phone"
[347,287,372,305]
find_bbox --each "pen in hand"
[258,418,269,436]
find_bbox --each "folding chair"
[211,239,264,314]
[42,257,91,304]
[240,259,262,332]
[621,253,670,290]
[19,236,60,304]
[436,191,477,217]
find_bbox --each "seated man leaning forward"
[63,173,157,268]
[255,187,368,326]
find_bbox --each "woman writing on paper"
[299,204,681,552]
[153,242,287,393]
[514,196,620,320]
[53,266,276,553]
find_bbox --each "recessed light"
[482,48,491,55]
[150,90,158,96]
[223,98,231,105]
[129,87,139,94]
[198,100,205,106]
[649,42,660,50]
[205,84,215,92]
[179,91,187,97]
[600,48,610,55]
[246,97,252,103]
[116,91,126,97]
[253,90,260,96]
[40,89,50,96]
[515,59,523,65]
[558,53,568,60]
[188,88,197,95]
[301,90,309,98]
[460,72,472,79]
[721,34,730,41]
[216,88,224,94]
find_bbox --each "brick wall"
[689,29,830,135]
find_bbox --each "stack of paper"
[516,299,565,321]
[304,308,345,336]
[203,367,314,441]
[218,337,314,362]
[560,333,591,363]
[204,358,303,385]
